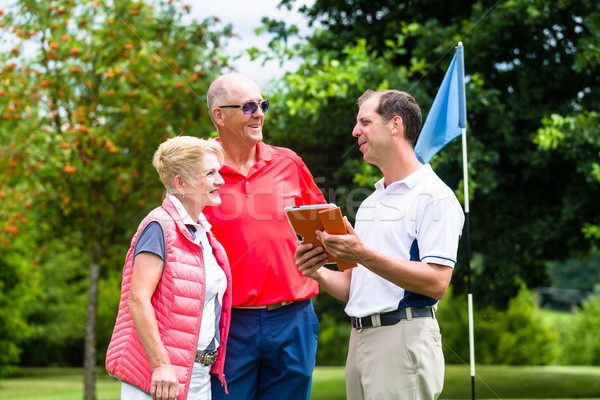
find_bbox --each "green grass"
[1,365,600,400]
[310,365,600,400]
[0,368,121,400]
[442,365,600,399]
[539,308,573,326]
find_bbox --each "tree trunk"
[83,252,101,400]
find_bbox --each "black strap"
[351,306,433,329]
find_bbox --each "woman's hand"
[150,363,179,400]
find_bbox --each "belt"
[351,306,434,329]
[233,300,297,311]
[195,350,218,366]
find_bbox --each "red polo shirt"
[203,142,326,307]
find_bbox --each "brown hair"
[358,89,422,147]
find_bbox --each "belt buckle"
[266,301,295,311]
[352,317,363,330]
[266,302,283,311]
[196,350,217,366]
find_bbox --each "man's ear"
[212,107,225,127]
[390,116,403,136]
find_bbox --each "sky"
[0,0,314,90]
[193,0,314,89]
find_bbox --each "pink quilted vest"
[105,197,231,399]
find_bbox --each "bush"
[19,242,87,367]
[96,268,124,365]
[559,293,600,365]
[315,313,350,366]
[312,283,562,367]
[436,286,472,365]
[438,285,559,365]
[0,256,32,377]
[313,294,350,366]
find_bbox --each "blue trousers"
[211,299,319,400]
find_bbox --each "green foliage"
[546,249,600,292]
[95,267,123,365]
[264,32,430,219]
[0,0,232,375]
[0,253,35,377]
[1,0,231,250]
[535,111,600,241]
[312,290,350,366]
[267,0,600,310]
[439,285,558,365]
[488,287,558,365]
[18,241,87,366]
[559,294,600,365]
[315,284,563,368]
[314,313,350,366]
[0,224,40,376]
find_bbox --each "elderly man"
[204,73,326,400]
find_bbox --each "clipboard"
[284,204,357,271]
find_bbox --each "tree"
[0,248,36,377]
[546,249,600,293]
[536,110,600,239]
[0,0,232,397]
[262,27,433,215]
[262,0,600,308]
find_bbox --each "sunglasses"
[220,100,269,115]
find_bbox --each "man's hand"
[150,364,178,400]
[295,243,328,280]
[317,217,365,264]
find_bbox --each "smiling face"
[216,76,265,148]
[182,153,225,214]
[352,96,394,167]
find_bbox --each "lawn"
[311,365,600,400]
[1,365,600,400]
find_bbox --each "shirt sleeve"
[296,159,326,205]
[417,197,465,267]
[134,221,166,261]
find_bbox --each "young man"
[204,73,325,400]
[295,89,465,400]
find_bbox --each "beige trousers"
[345,314,444,400]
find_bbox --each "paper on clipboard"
[285,204,357,271]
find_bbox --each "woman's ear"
[173,175,186,196]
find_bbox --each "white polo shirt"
[344,165,465,318]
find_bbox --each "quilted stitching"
[106,198,232,399]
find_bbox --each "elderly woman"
[106,136,232,400]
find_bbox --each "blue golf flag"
[415,44,467,164]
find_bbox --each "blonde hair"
[152,136,224,193]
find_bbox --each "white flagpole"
[463,123,475,399]
[456,41,475,400]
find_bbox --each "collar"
[256,141,274,162]
[214,137,274,163]
[374,164,432,192]
[217,139,274,177]
[167,194,211,231]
